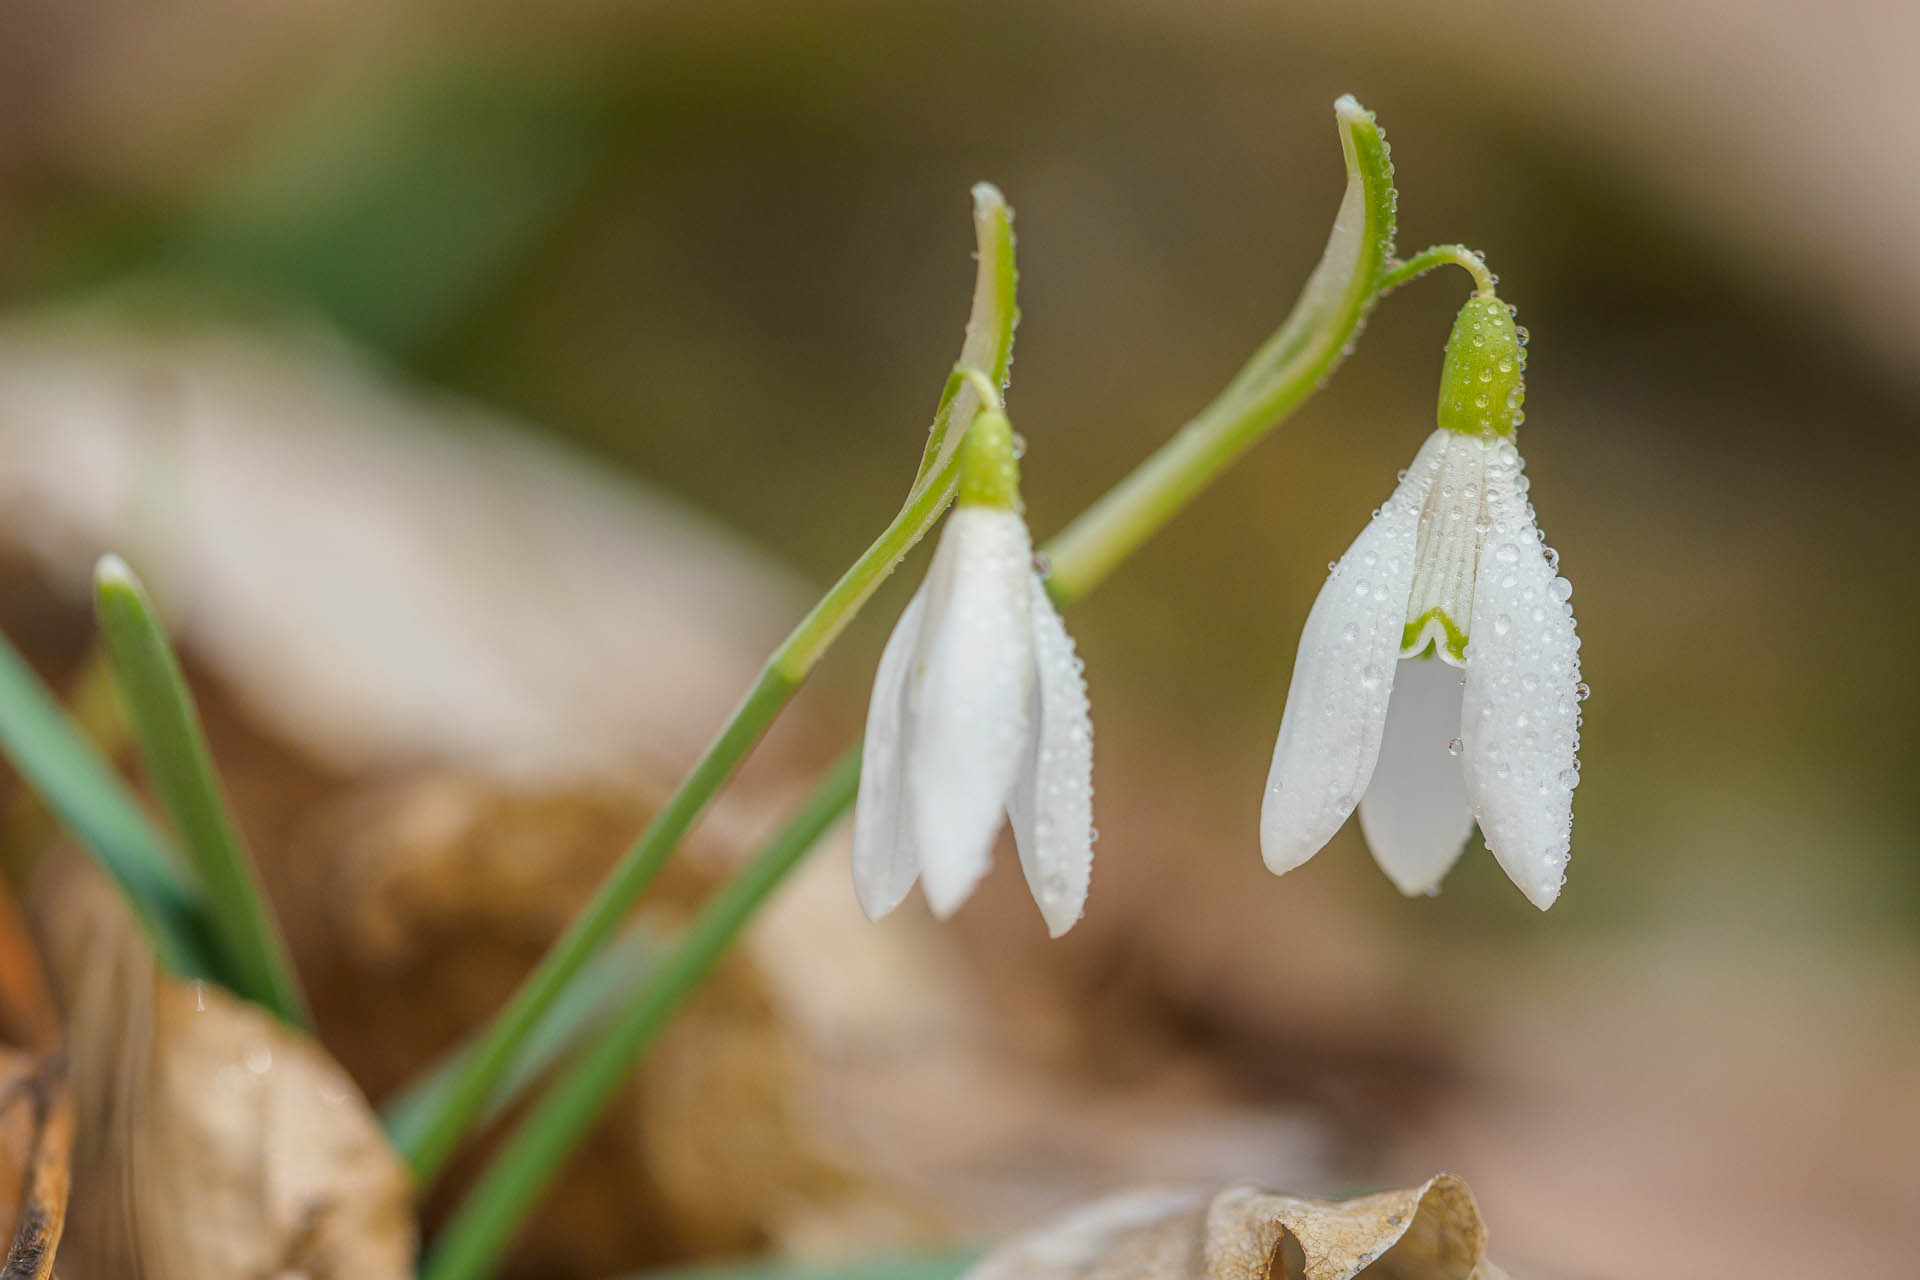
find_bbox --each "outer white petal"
[906,506,1034,918]
[1261,431,1449,874]
[1358,656,1475,895]
[850,588,929,921]
[1462,441,1582,909]
[1007,575,1093,937]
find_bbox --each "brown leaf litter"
[966,1175,1509,1280]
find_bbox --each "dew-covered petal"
[1007,576,1093,937]
[1358,656,1475,895]
[1462,441,1582,910]
[1261,430,1449,874]
[906,507,1035,918]
[850,587,930,921]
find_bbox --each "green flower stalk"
[423,92,1407,1280]
[392,182,1020,1187]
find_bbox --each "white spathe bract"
[853,506,1094,936]
[1261,428,1582,909]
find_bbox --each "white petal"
[1261,431,1448,874]
[1462,441,1582,910]
[906,507,1034,918]
[850,587,929,921]
[1358,657,1474,895]
[1007,576,1093,937]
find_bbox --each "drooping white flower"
[1261,292,1583,909]
[853,408,1094,936]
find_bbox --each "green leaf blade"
[93,555,309,1028]
[0,629,211,977]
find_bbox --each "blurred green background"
[2,1,1915,1276]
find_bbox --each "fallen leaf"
[294,771,897,1275]
[964,1175,1505,1280]
[32,851,413,1280]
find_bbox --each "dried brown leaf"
[966,1175,1502,1280]
[33,853,412,1280]
[298,772,889,1274]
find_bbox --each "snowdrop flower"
[853,406,1094,936]
[1261,292,1583,908]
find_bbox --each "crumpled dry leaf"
[965,1176,1508,1280]
[294,770,907,1275]
[32,852,412,1280]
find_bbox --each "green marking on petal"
[1436,292,1526,438]
[1401,608,1469,663]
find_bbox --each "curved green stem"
[421,94,1401,1280]
[1040,95,1396,602]
[1381,242,1495,296]
[392,186,1019,1188]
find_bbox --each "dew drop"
[1446,737,1463,757]
[1548,576,1573,603]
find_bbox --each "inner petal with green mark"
[1400,432,1493,666]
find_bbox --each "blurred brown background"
[0,2,1916,1278]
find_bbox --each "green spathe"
[1437,292,1525,438]
[957,409,1022,510]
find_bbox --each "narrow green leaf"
[0,627,210,977]
[381,929,660,1151]
[93,555,309,1028]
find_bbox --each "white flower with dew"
[1261,292,1583,909]
[853,407,1094,936]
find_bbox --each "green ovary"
[1435,292,1525,438]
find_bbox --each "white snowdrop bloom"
[853,408,1094,936]
[1261,293,1583,909]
